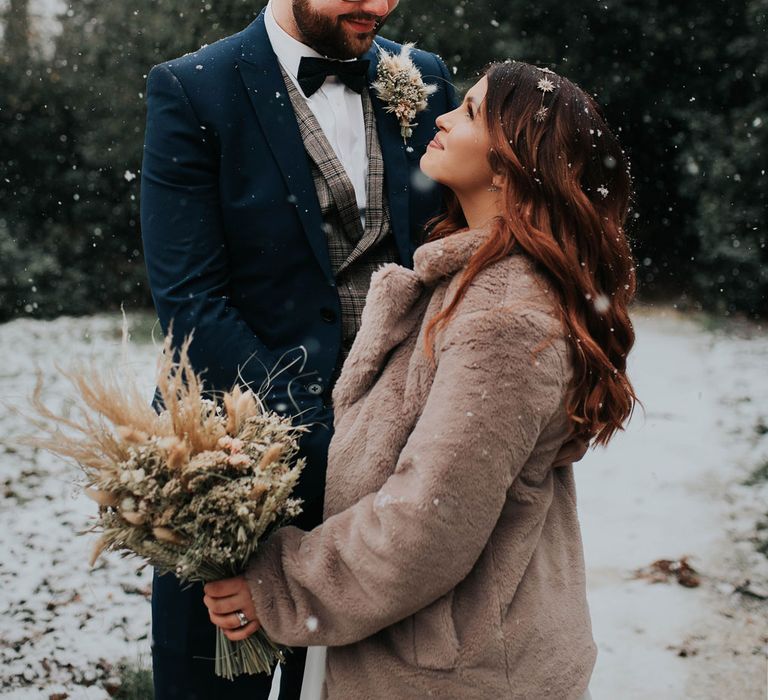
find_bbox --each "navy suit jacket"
[140,12,458,500]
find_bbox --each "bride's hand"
[203,576,261,641]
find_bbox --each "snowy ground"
[580,307,768,699]
[0,308,766,699]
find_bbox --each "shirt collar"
[265,0,363,81]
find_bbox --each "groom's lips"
[344,18,378,33]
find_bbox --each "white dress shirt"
[264,1,368,218]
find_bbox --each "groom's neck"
[271,0,305,44]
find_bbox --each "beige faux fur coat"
[245,227,597,699]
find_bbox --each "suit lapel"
[364,42,414,269]
[235,13,333,284]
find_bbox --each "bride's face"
[420,77,497,196]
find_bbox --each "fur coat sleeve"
[243,304,569,647]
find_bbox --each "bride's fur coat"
[245,227,596,699]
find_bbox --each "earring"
[488,184,500,192]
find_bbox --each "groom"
[140,0,456,697]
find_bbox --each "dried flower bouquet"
[25,329,307,680]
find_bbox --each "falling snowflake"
[594,294,611,313]
[123,170,136,182]
[375,492,403,508]
[597,185,609,198]
[305,616,319,632]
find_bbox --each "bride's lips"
[344,17,378,33]
[427,135,444,150]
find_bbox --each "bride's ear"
[488,171,506,192]
[488,147,506,187]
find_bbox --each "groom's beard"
[292,0,390,59]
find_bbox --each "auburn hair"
[424,61,638,446]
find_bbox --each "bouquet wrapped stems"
[204,564,286,679]
[24,326,307,679]
[211,600,285,678]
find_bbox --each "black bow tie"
[297,56,370,98]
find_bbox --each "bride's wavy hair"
[424,60,638,446]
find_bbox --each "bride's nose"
[435,112,449,132]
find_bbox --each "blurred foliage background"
[0,0,765,321]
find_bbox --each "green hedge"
[0,0,765,321]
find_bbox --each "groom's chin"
[343,32,376,55]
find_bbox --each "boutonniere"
[371,42,438,143]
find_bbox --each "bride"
[203,60,637,699]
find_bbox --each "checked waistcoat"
[281,69,400,371]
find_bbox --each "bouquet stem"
[215,626,286,680]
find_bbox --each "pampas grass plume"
[258,444,284,470]
[152,527,186,546]
[122,511,146,526]
[85,488,118,507]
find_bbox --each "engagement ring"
[235,610,249,628]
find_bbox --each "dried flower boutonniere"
[371,42,438,142]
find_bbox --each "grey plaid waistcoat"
[281,70,400,371]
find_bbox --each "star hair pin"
[533,66,559,123]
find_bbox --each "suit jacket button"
[307,383,323,395]
[320,308,337,324]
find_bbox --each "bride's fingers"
[203,593,233,614]
[208,609,258,631]
[203,592,253,617]
[223,618,261,642]
[204,577,242,598]
[207,610,236,629]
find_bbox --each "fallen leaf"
[633,556,700,587]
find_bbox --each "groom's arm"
[140,63,323,421]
